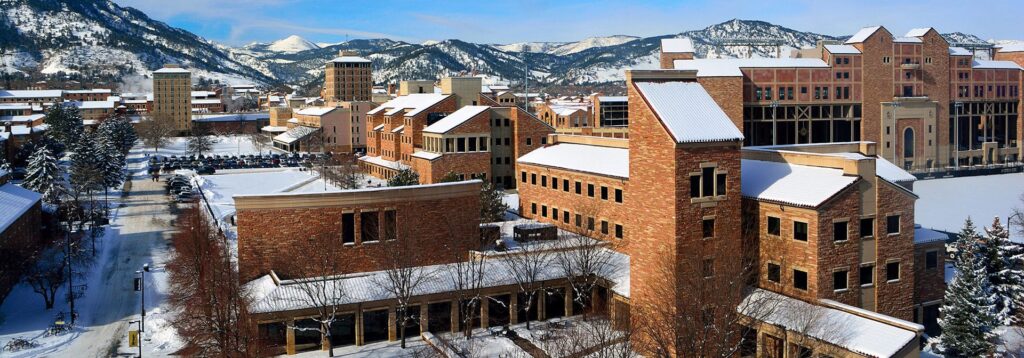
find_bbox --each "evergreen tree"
[437,171,460,183]
[44,104,84,148]
[69,133,103,195]
[97,115,137,155]
[479,182,509,223]
[387,168,419,187]
[981,217,1024,325]
[934,219,998,357]
[948,217,980,265]
[22,145,64,206]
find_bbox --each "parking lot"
[148,152,332,175]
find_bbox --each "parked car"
[197,166,216,175]
[175,192,194,202]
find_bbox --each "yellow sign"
[128,330,139,347]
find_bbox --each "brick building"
[152,64,193,133]
[0,174,43,304]
[360,77,554,187]
[324,51,372,102]
[661,27,1023,173]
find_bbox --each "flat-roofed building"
[324,51,372,102]
[152,64,192,133]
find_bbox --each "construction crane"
[949,41,996,60]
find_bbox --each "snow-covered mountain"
[267,35,319,53]
[0,1,1013,94]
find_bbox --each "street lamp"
[135,263,150,332]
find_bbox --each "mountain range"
[0,0,1010,95]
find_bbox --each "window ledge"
[860,284,874,288]
[834,240,849,245]
[834,288,849,293]
[887,279,900,284]
[363,241,379,245]
[343,242,355,247]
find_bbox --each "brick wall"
[914,240,946,305]
[0,202,41,303]
[510,107,555,160]
[698,77,744,132]
[516,163,628,244]
[414,152,491,184]
[873,180,916,321]
[235,185,481,282]
[855,27,894,147]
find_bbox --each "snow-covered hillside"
[267,35,319,53]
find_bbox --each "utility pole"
[65,221,75,324]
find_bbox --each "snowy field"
[137,135,281,157]
[914,173,1024,241]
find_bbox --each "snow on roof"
[828,152,917,183]
[673,58,830,77]
[411,150,442,161]
[741,289,918,358]
[372,124,385,131]
[65,89,111,94]
[295,106,335,116]
[633,81,744,143]
[845,26,883,44]
[329,56,371,63]
[273,125,319,144]
[423,105,489,134]
[357,155,409,171]
[893,36,923,43]
[0,114,44,123]
[190,91,216,98]
[153,67,190,74]
[740,159,858,208]
[824,44,861,54]
[973,60,1024,70]
[517,143,628,179]
[368,94,449,117]
[553,106,584,116]
[391,125,405,133]
[0,183,40,233]
[661,37,694,53]
[192,99,222,105]
[0,90,62,98]
[949,47,972,56]
[597,96,627,102]
[0,104,31,110]
[998,42,1024,53]
[905,28,933,37]
[65,101,114,110]
[914,225,949,244]
[261,125,288,133]
[193,113,269,122]
[246,245,629,314]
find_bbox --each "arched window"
[903,127,915,158]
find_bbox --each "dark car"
[197,166,216,175]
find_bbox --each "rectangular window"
[834,221,848,242]
[615,224,623,239]
[614,189,623,203]
[562,179,569,192]
[531,203,537,215]
[526,138,532,146]
[690,175,701,198]
[541,175,547,187]
[361,211,379,242]
[715,173,726,196]
[575,214,582,227]
[541,205,548,217]
[342,213,355,244]
[926,251,938,269]
[384,210,397,241]
[767,216,781,236]
[767,263,781,283]
[860,265,874,286]
[601,220,609,235]
[793,221,808,242]
[860,218,874,238]
[793,269,808,290]
[552,177,558,190]
[886,262,900,281]
[600,186,608,200]
[587,184,595,197]
[702,219,715,239]
[587,217,595,231]
[703,258,715,278]
[531,173,537,185]
[701,167,714,197]
[575,181,582,195]
[552,208,559,221]
[886,215,900,234]
[563,210,570,224]
[833,270,848,291]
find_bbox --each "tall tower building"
[152,64,192,133]
[325,50,372,102]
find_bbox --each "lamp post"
[129,319,142,357]
[136,263,150,332]
[954,101,963,170]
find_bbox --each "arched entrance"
[903,127,915,159]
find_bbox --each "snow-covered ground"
[138,135,282,158]
[914,173,1024,241]
[289,337,434,357]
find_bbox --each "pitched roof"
[633,81,743,143]
[0,183,40,233]
[845,26,883,44]
[367,94,449,117]
[517,143,628,178]
[272,125,318,144]
[824,44,861,54]
[295,106,336,116]
[914,225,949,244]
[973,59,1024,70]
[661,38,694,53]
[740,159,858,208]
[905,27,933,37]
[423,105,489,134]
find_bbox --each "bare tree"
[535,317,637,358]
[554,202,616,318]
[444,251,488,338]
[498,223,553,330]
[136,113,176,153]
[186,124,215,156]
[783,301,854,358]
[23,246,66,309]
[286,235,350,357]
[246,132,271,156]
[373,227,433,349]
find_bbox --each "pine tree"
[97,115,137,155]
[948,217,980,265]
[387,168,419,187]
[69,133,103,195]
[479,182,509,223]
[22,145,64,206]
[981,217,1024,325]
[934,219,998,357]
[44,104,84,148]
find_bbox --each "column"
[388,307,397,341]
[286,319,296,355]
[450,300,460,334]
[355,306,364,346]
[480,298,490,329]
[509,294,519,325]
[564,286,573,317]
[538,291,547,321]
[419,303,429,334]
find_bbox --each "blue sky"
[114,0,1023,46]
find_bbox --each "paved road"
[60,156,176,357]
